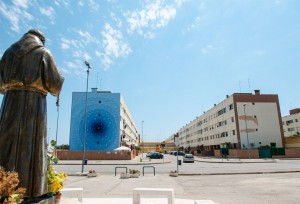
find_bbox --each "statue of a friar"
[0,29,64,201]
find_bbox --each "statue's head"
[26,29,45,45]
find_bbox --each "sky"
[0,0,300,145]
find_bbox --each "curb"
[65,170,300,177]
[178,170,300,176]
[56,161,172,165]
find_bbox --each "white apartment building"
[120,96,139,146]
[178,90,284,151]
[282,108,300,137]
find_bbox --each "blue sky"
[0,0,299,145]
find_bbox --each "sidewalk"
[60,197,218,204]
[195,156,277,163]
[57,155,277,166]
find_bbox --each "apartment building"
[282,108,300,137]
[178,90,284,151]
[69,88,139,151]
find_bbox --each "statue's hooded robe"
[0,31,64,198]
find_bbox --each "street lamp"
[55,94,60,157]
[81,60,92,173]
[48,128,51,145]
[141,121,144,158]
[243,103,250,159]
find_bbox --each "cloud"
[125,0,176,38]
[12,0,30,9]
[201,44,214,54]
[60,36,91,61]
[77,0,100,11]
[175,0,190,8]
[78,30,99,44]
[100,23,132,69]
[0,2,33,32]
[87,0,100,11]
[60,38,78,50]
[102,23,131,58]
[63,59,86,76]
[40,7,55,23]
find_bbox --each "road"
[53,154,300,203]
[54,154,300,175]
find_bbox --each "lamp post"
[243,103,250,159]
[48,128,51,145]
[55,94,60,157]
[81,60,92,173]
[141,121,144,158]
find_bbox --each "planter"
[130,173,139,178]
[169,172,179,177]
[87,172,97,177]
[55,193,62,204]
[120,172,130,179]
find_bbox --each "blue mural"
[69,90,120,151]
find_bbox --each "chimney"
[254,90,260,95]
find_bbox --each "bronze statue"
[0,29,64,200]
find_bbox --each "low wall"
[214,148,300,159]
[214,149,259,159]
[57,150,136,160]
[229,149,259,159]
[284,148,300,158]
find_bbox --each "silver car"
[183,154,194,163]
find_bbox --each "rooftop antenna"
[248,78,251,93]
[96,72,99,89]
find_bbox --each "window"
[296,119,298,122]
[252,102,255,105]
[233,130,235,135]
[229,104,234,110]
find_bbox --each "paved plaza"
[56,155,300,204]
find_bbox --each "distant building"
[69,88,139,151]
[175,90,284,152]
[139,142,176,153]
[282,108,300,137]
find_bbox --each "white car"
[183,154,194,163]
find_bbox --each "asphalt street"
[54,154,300,204]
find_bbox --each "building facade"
[69,88,139,151]
[177,90,284,151]
[282,108,300,137]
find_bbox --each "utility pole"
[81,60,92,173]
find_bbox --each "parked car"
[183,154,194,163]
[169,151,176,155]
[146,152,163,159]
[146,152,155,157]
[173,151,185,156]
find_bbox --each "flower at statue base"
[47,165,67,196]
[47,139,67,196]
[0,166,26,204]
